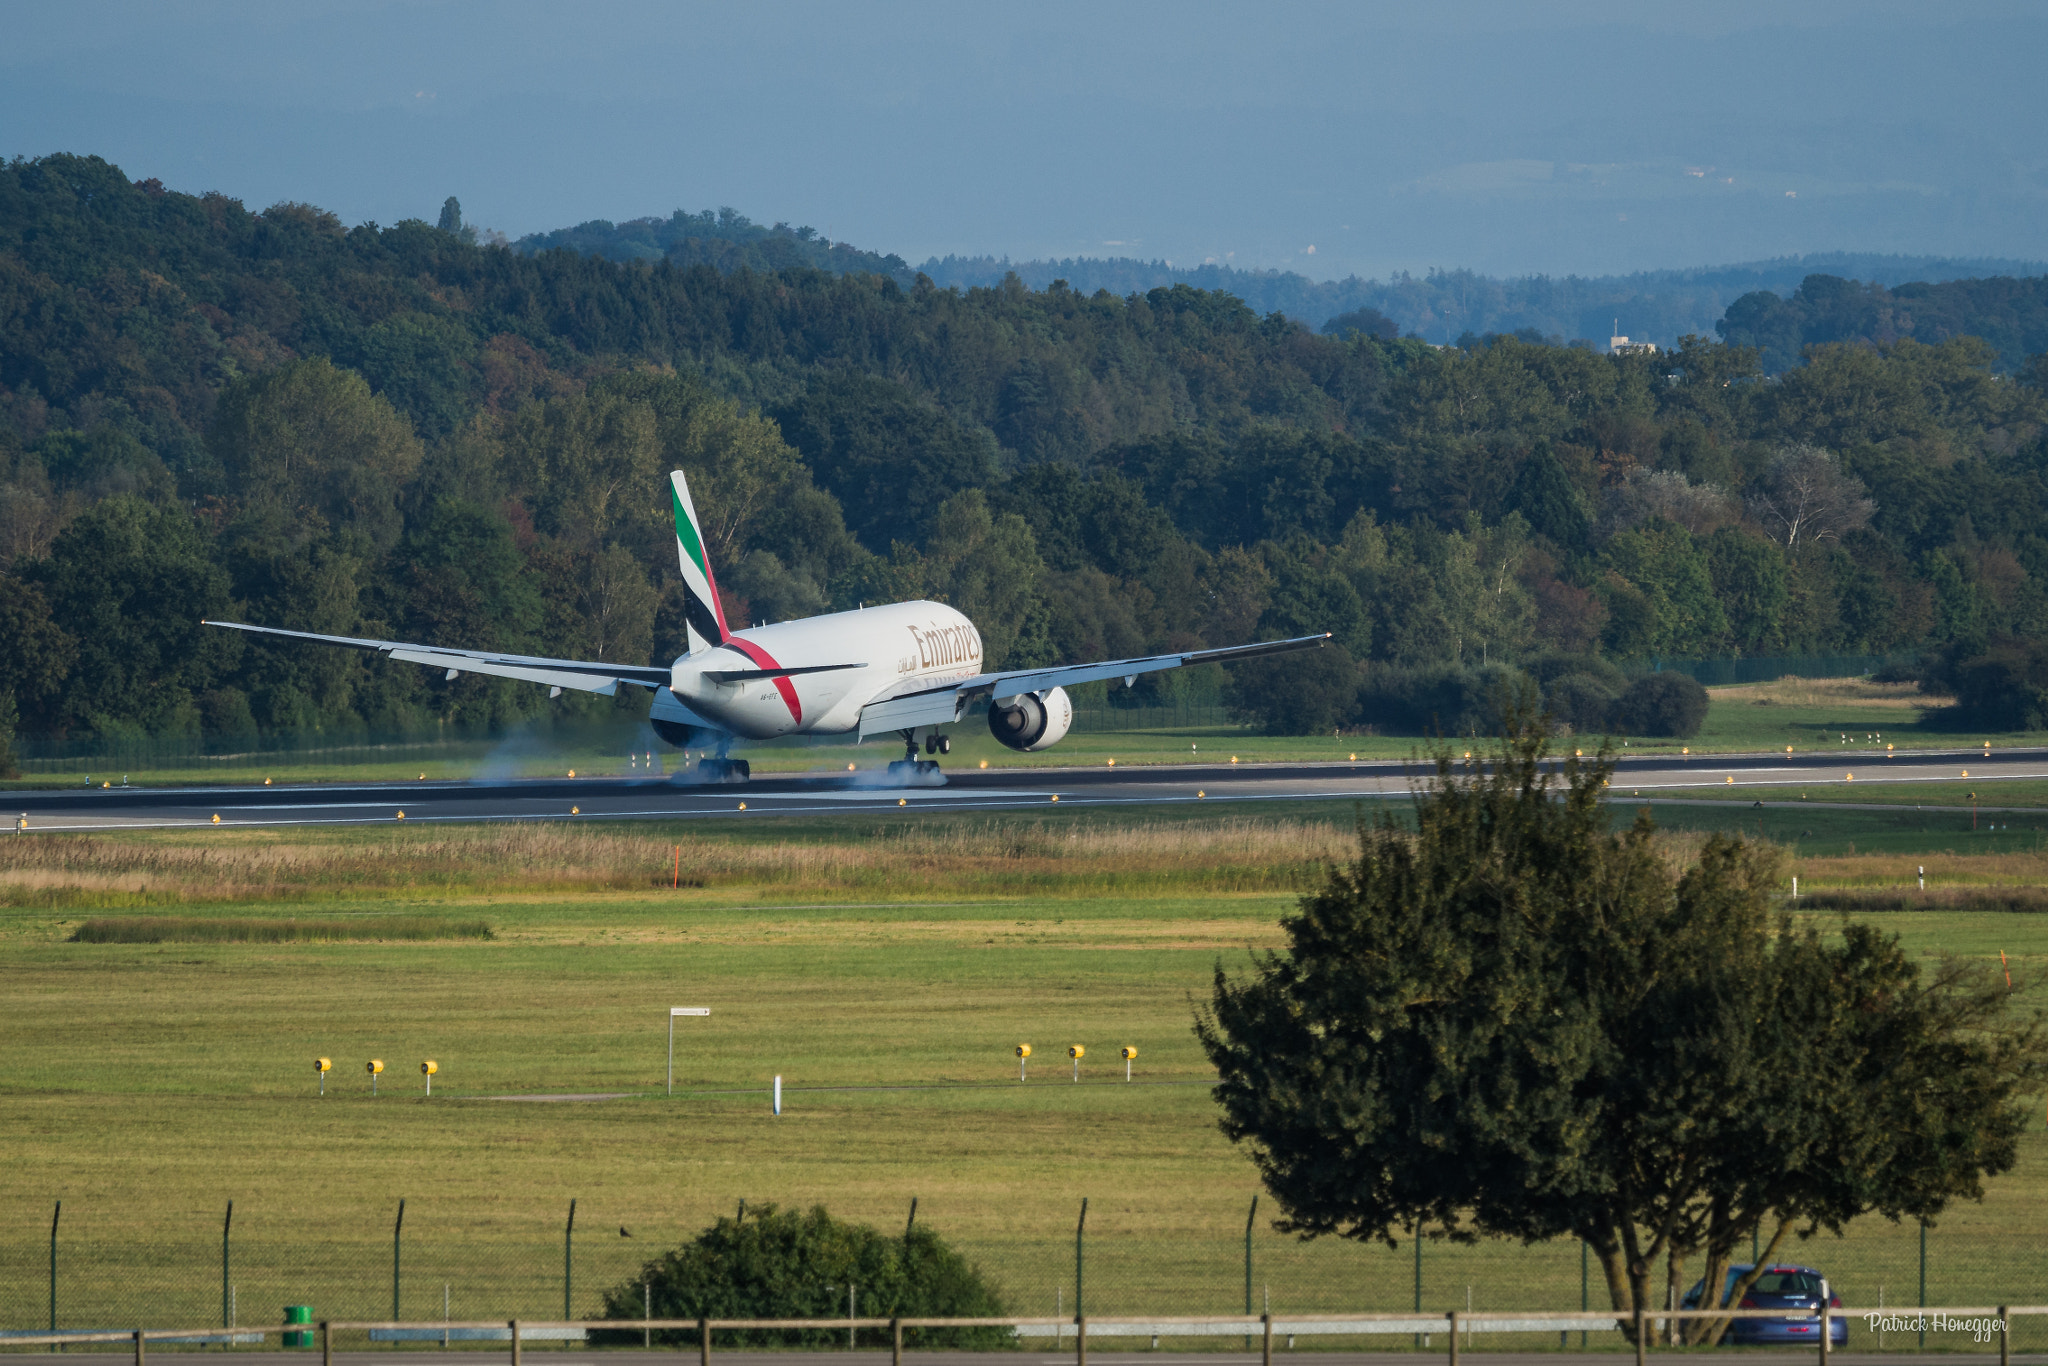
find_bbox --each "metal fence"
[3,1199,2041,1351]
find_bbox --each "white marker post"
[668,1008,710,1096]
[773,1075,782,1115]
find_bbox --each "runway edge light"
[1016,1043,1031,1080]
[1121,1045,1137,1081]
[367,1059,384,1095]
[1069,1044,1084,1082]
[421,1060,437,1096]
[315,1057,331,1096]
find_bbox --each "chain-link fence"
[4,1198,2043,1352]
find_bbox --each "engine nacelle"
[988,687,1073,752]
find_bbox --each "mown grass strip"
[68,914,494,943]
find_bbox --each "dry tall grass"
[1709,676,1949,709]
[0,818,1358,908]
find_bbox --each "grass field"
[8,806,2048,1347]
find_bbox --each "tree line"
[2,153,2046,752]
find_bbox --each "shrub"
[1609,671,1709,738]
[1941,638,2048,730]
[1357,664,1535,736]
[1542,672,1619,732]
[1224,644,1359,735]
[599,1204,1011,1349]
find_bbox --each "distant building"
[1609,319,1658,355]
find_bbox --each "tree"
[599,1203,1009,1349]
[1608,670,1709,738]
[1198,718,2047,1342]
[208,358,424,549]
[921,489,1052,669]
[27,496,238,735]
[1746,444,1875,553]
[437,197,463,235]
[0,571,78,733]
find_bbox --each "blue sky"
[5,0,2043,280]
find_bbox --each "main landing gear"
[888,729,946,780]
[694,734,750,783]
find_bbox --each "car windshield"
[1751,1270,1824,1297]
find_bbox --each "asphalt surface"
[8,745,2046,834]
[27,1355,2039,1366]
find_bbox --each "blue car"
[1682,1263,1847,1346]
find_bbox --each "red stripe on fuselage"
[724,638,801,724]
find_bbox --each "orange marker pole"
[2002,950,2011,990]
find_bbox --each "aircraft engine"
[988,687,1073,752]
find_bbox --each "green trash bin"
[283,1306,314,1348]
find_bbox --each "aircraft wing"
[203,620,672,697]
[856,632,1330,738]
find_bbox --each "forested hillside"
[526,210,2047,359]
[3,153,2047,751]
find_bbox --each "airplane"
[205,470,1328,783]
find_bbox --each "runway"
[9,745,2046,833]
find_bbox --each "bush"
[1543,672,1619,732]
[599,1204,1011,1349]
[1357,664,1535,737]
[1608,672,1709,738]
[1942,638,2048,730]
[1224,644,1359,735]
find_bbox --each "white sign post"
[668,1007,710,1095]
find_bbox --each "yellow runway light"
[1120,1045,1137,1081]
[1068,1044,1084,1082]
[367,1059,384,1096]
[1016,1044,1031,1080]
[421,1060,438,1096]
[211,813,220,824]
[315,1057,331,1095]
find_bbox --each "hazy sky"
[5,0,2044,280]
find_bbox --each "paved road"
[33,1355,2037,1366]
[8,746,2045,834]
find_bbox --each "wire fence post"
[509,1320,520,1366]
[1412,1230,1423,1348]
[1919,1220,1927,1350]
[1243,1194,1258,1351]
[1074,1197,1087,1324]
[1448,1310,1459,1366]
[48,1200,59,1341]
[221,1200,233,1330]
[1576,1240,1588,1349]
[1261,1312,1272,1366]
[1634,1306,1646,1366]
[564,1199,577,1319]
[392,1198,405,1321]
[321,1320,331,1366]
[698,1317,710,1366]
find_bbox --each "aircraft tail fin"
[669,470,728,654]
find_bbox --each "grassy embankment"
[6,810,2048,1346]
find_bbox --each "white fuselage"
[668,600,983,739]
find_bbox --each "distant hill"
[515,209,2044,368]
[918,252,2048,360]
[515,208,911,281]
